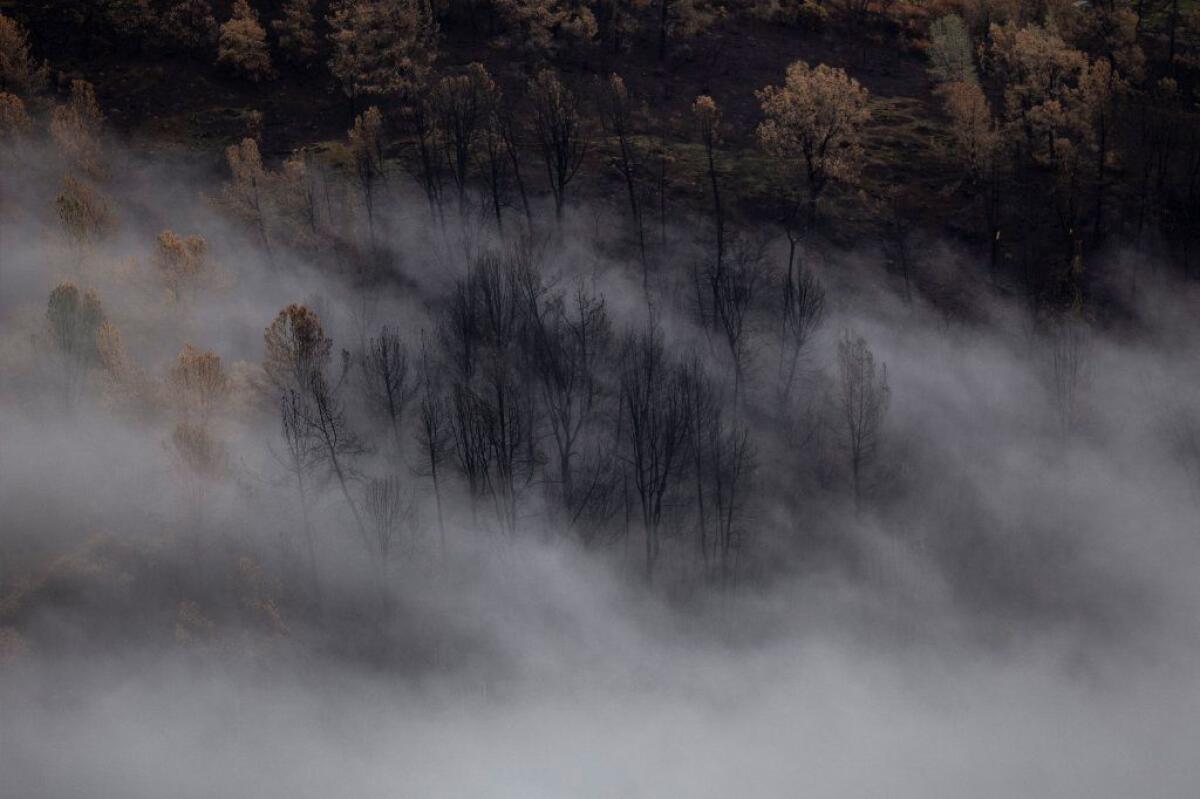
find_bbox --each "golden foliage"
[218,0,273,81]
[169,344,229,424]
[493,0,597,57]
[153,229,211,302]
[222,137,271,225]
[692,94,721,145]
[0,12,48,97]
[755,60,871,202]
[937,78,999,176]
[327,0,438,99]
[273,0,320,64]
[55,175,114,253]
[263,304,332,394]
[51,80,107,178]
[0,91,31,137]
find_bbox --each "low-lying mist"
[3,130,1200,797]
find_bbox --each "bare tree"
[524,279,615,534]
[778,263,826,404]
[347,106,386,258]
[305,371,372,554]
[713,233,766,405]
[619,325,688,580]
[359,324,415,466]
[278,388,323,606]
[599,74,649,288]
[416,336,452,560]
[363,474,411,612]
[836,331,890,508]
[1047,319,1091,437]
[429,63,494,218]
[693,94,725,324]
[528,69,588,224]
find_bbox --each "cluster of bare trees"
[242,236,898,592]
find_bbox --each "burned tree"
[836,331,890,508]
[528,69,588,224]
[619,326,688,580]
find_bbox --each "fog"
[3,131,1200,797]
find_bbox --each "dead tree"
[359,325,415,467]
[416,336,452,561]
[278,388,322,606]
[599,73,649,289]
[619,326,688,581]
[836,331,890,508]
[305,371,372,554]
[524,279,615,534]
[528,69,588,224]
[348,106,386,259]
[778,264,825,405]
[712,234,766,406]
[363,474,411,613]
[693,95,725,324]
[430,63,494,219]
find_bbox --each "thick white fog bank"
[4,603,1200,799]
[4,134,1200,797]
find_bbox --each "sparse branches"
[600,74,649,287]
[619,326,688,580]
[713,234,767,402]
[836,331,890,508]
[693,94,725,311]
[347,106,386,255]
[416,337,451,558]
[778,262,826,403]
[359,325,415,466]
[429,63,495,218]
[363,475,412,599]
[525,279,615,534]
[304,369,373,555]
[279,388,322,599]
[528,69,589,224]
[1047,319,1091,437]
